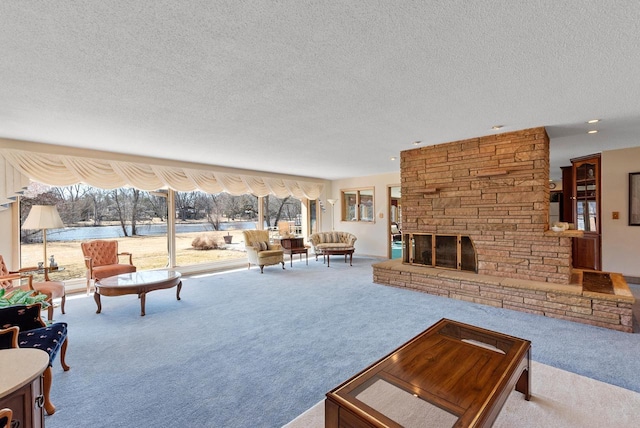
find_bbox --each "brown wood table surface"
[94,270,182,316]
[325,318,531,427]
[321,247,354,267]
[279,237,308,267]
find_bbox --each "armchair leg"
[59,338,70,371]
[61,293,66,314]
[43,366,56,415]
[281,261,285,270]
[260,265,264,273]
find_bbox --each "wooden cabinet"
[0,349,48,428]
[563,154,601,270]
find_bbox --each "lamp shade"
[21,205,65,230]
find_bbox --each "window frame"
[340,187,375,223]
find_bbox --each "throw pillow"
[258,241,268,251]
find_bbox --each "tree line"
[20,183,301,240]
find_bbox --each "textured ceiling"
[1,1,639,181]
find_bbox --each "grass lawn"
[21,230,248,282]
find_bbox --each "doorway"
[388,186,402,259]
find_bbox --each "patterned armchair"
[242,230,285,273]
[81,240,136,294]
[0,303,70,415]
[0,255,66,321]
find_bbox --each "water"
[42,221,258,242]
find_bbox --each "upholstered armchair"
[391,223,402,242]
[0,255,66,321]
[242,230,285,273]
[0,303,70,415]
[81,240,136,294]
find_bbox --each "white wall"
[0,204,18,269]
[328,171,401,258]
[602,146,640,277]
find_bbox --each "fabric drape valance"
[1,155,30,210]
[0,149,323,200]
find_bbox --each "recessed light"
[587,119,600,124]
[390,157,397,161]
[491,125,504,130]
[587,130,598,134]
[412,141,421,146]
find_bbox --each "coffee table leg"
[94,291,102,314]
[349,252,353,266]
[176,281,182,301]
[139,292,146,316]
[327,253,331,267]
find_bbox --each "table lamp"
[21,205,65,269]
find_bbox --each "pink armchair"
[81,240,136,294]
[0,255,66,321]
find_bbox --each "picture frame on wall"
[629,172,640,226]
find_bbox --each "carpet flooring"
[285,362,640,428]
[43,256,640,427]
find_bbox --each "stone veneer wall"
[402,127,572,284]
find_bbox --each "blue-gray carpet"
[46,257,640,428]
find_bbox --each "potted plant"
[223,232,233,244]
[0,288,50,309]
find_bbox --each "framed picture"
[629,172,640,226]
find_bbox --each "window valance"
[1,155,30,210]
[0,148,323,200]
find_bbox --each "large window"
[20,183,172,281]
[341,188,374,222]
[19,183,306,282]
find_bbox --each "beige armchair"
[242,230,285,273]
[81,240,136,293]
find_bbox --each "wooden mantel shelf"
[543,229,584,237]
[411,188,438,194]
[476,169,509,177]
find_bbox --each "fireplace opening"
[403,233,477,273]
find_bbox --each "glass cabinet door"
[574,161,598,232]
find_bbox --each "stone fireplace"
[401,127,572,284]
[372,127,635,332]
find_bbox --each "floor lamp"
[327,199,337,231]
[21,205,65,270]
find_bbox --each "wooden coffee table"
[94,270,182,316]
[326,318,531,427]
[321,246,354,267]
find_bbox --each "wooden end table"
[326,318,531,427]
[321,247,354,267]
[94,270,182,316]
[279,237,309,267]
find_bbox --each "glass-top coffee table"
[94,270,182,316]
[326,318,531,427]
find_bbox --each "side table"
[279,238,309,267]
[0,348,49,428]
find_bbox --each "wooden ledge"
[543,229,584,238]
